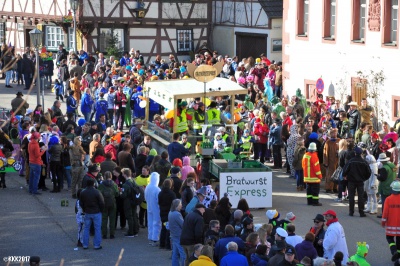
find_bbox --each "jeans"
[5,70,12,85]
[29,163,41,194]
[64,167,71,189]
[83,112,91,122]
[349,129,356,136]
[381,194,388,215]
[171,236,186,266]
[296,170,304,187]
[107,109,114,125]
[83,212,102,248]
[275,85,282,99]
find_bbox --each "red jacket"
[28,141,45,165]
[104,144,117,161]
[253,120,269,144]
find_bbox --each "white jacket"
[364,161,378,194]
[323,221,349,264]
[145,172,161,215]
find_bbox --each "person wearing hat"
[269,227,298,261]
[381,180,400,262]
[11,91,29,116]
[377,153,397,218]
[342,147,371,217]
[310,214,326,257]
[180,203,206,266]
[322,210,349,263]
[278,246,297,266]
[268,240,287,265]
[185,186,207,214]
[82,164,100,189]
[171,100,191,134]
[28,132,46,195]
[302,142,323,206]
[347,101,360,136]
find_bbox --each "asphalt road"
[0,79,392,265]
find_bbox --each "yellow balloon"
[204,98,211,106]
[165,109,174,119]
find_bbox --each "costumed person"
[364,155,378,214]
[75,189,84,247]
[323,128,340,193]
[302,142,323,206]
[377,153,397,218]
[348,242,371,266]
[122,79,132,128]
[181,156,195,181]
[382,180,400,264]
[213,132,226,153]
[145,172,162,246]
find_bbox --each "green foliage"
[105,32,123,59]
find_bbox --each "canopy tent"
[143,77,247,110]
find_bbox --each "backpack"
[102,184,115,207]
[127,180,145,206]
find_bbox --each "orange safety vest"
[302,151,322,183]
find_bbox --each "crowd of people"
[2,44,400,265]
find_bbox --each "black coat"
[158,187,176,222]
[180,209,204,245]
[79,186,105,214]
[21,57,34,75]
[342,155,371,183]
[170,175,183,199]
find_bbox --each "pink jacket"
[181,156,195,181]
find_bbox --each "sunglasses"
[314,220,321,223]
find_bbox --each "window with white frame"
[391,0,398,43]
[99,28,124,53]
[0,23,5,45]
[68,28,75,51]
[359,0,366,40]
[46,26,65,49]
[330,0,336,38]
[177,29,193,52]
[304,0,309,35]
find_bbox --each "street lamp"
[29,28,43,106]
[70,0,78,53]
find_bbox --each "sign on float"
[219,172,273,208]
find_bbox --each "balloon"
[204,98,211,106]
[234,113,241,123]
[138,96,147,101]
[165,109,174,119]
[139,101,147,108]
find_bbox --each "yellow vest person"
[176,101,189,133]
[206,101,221,125]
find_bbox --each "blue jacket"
[131,92,145,118]
[95,98,109,122]
[119,57,130,66]
[220,251,248,266]
[269,124,283,146]
[167,141,187,163]
[80,93,94,114]
[250,253,268,266]
[214,236,245,264]
[78,52,88,65]
[168,210,183,238]
[66,96,77,113]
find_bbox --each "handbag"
[330,166,342,183]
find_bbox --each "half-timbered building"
[0,0,282,62]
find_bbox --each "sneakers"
[94,246,102,250]
[334,198,343,202]
[125,234,135,238]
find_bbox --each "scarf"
[326,218,339,227]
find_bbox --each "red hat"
[323,210,337,216]
[371,132,379,139]
[11,117,18,124]
[172,158,183,168]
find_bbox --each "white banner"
[219,171,273,208]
